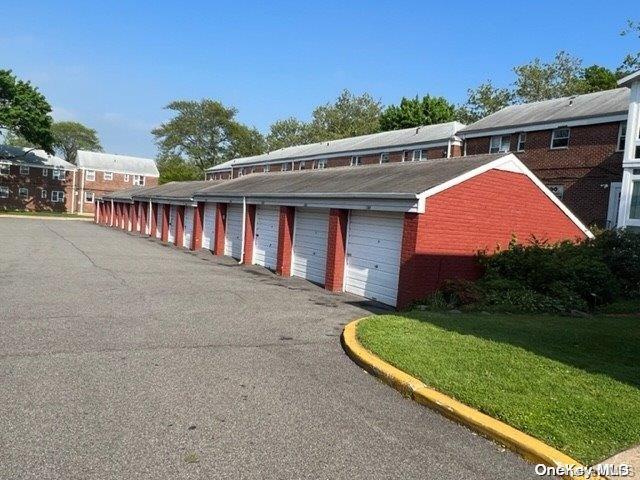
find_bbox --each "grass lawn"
[357,312,640,465]
[0,210,83,218]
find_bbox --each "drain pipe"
[240,196,246,264]
[110,199,114,226]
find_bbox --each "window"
[85,170,96,181]
[84,191,95,203]
[41,189,47,199]
[551,128,570,149]
[124,174,130,182]
[18,187,28,199]
[517,132,527,152]
[380,152,390,163]
[0,164,9,175]
[20,166,30,175]
[618,122,627,152]
[264,164,270,172]
[0,186,8,198]
[103,171,113,181]
[42,168,48,177]
[51,190,65,203]
[411,149,423,161]
[133,175,145,186]
[282,162,292,171]
[317,159,327,170]
[350,156,362,166]
[490,135,510,153]
[52,169,65,180]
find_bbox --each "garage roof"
[100,186,150,202]
[132,181,218,201]
[196,153,504,200]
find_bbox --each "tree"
[579,65,619,93]
[380,95,457,131]
[51,121,102,164]
[0,69,54,154]
[266,117,313,151]
[308,90,382,140]
[513,51,585,102]
[456,81,515,123]
[619,20,640,76]
[152,99,265,172]
[156,154,201,184]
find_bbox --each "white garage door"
[155,203,162,238]
[168,205,177,243]
[183,206,195,249]
[345,211,403,306]
[292,208,329,285]
[202,203,216,250]
[253,205,279,270]
[224,204,243,259]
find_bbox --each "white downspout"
[70,169,76,214]
[79,168,85,214]
[240,197,246,264]
[148,200,152,235]
[446,138,452,158]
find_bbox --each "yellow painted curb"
[0,215,93,221]
[342,318,604,480]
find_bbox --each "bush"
[439,279,483,307]
[587,229,640,297]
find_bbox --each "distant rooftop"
[207,121,465,172]
[76,150,159,176]
[0,145,75,169]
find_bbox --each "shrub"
[587,229,640,297]
[439,279,483,307]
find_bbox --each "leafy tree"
[152,99,265,172]
[379,95,457,131]
[579,65,619,93]
[4,130,36,148]
[619,20,640,76]
[513,51,585,102]
[156,154,201,184]
[51,121,102,164]
[266,117,313,150]
[456,81,515,123]
[0,69,54,154]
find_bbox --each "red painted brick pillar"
[213,203,227,255]
[149,203,157,238]
[192,202,204,251]
[396,213,420,309]
[324,208,349,292]
[122,203,129,231]
[114,203,119,228]
[276,206,295,277]
[175,205,185,247]
[94,202,99,223]
[242,204,256,265]
[140,202,147,235]
[130,202,138,233]
[161,204,170,243]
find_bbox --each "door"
[183,206,195,249]
[156,203,162,238]
[606,182,622,229]
[168,205,177,243]
[224,204,243,259]
[253,205,279,270]
[292,208,329,285]
[202,204,216,250]
[345,210,403,307]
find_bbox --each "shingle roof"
[618,70,640,88]
[206,121,465,172]
[0,145,76,169]
[460,88,629,135]
[100,186,150,202]
[76,150,159,176]
[133,181,218,201]
[197,153,504,199]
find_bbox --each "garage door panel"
[346,243,402,265]
[253,205,278,270]
[168,205,177,243]
[183,207,194,249]
[292,208,328,285]
[156,205,162,238]
[202,204,216,250]
[344,275,399,299]
[224,204,243,259]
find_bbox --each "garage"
[224,203,243,259]
[183,206,194,249]
[344,210,403,307]
[253,205,279,270]
[202,203,216,250]
[168,205,177,243]
[155,203,162,238]
[292,208,329,285]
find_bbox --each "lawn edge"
[341,317,604,480]
[0,214,93,221]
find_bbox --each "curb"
[342,318,604,480]
[0,215,93,221]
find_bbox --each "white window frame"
[0,164,10,175]
[0,185,9,198]
[380,152,390,163]
[51,190,65,203]
[103,171,113,181]
[350,156,362,166]
[85,170,96,181]
[19,165,30,175]
[133,175,145,186]
[517,132,527,152]
[18,187,28,199]
[551,127,570,149]
[42,168,48,177]
[490,135,510,153]
[617,122,627,152]
[124,174,130,182]
[41,189,47,199]
[84,191,95,203]
[411,149,423,161]
[52,169,65,180]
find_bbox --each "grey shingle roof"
[197,153,504,199]
[619,70,640,88]
[76,150,159,176]
[206,121,465,172]
[132,181,218,201]
[0,145,76,169]
[100,186,150,202]
[460,88,629,135]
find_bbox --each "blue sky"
[2,1,637,158]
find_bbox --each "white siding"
[345,211,403,306]
[183,206,195,249]
[253,205,279,270]
[168,205,177,243]
[202,203,216,250]
[224,204,243,259]
[292,208,329,285]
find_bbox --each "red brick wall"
[192,202,204,250]
[463,122,623,227]
[0,164,74,212]
[213,203,227,255]
[324,209,349,292]
[396,169,588,308]
[175,206,185,247]
[242,205,256,265]
[161,204,170,242]
[276,206,295,276]
[79,169,159,214]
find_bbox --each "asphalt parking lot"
[0,219,543,479]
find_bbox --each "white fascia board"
[0,161,76,171]
[418,153,593,238]
[460,114,628,139]
[79,166,159,177]
[134,197,196,206]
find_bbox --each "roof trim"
[618,70,640,88]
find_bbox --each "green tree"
[308,89,382,140]
[456,81,515,123]
[619,20,640,76]
[380,95,457,131]
[51,121,102,164]
[152,99,265,172]
[0,69,54,154]
[266,117,313,151]
[513,51,585,102]
[156,154,202,184]
[579,65,619,93]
